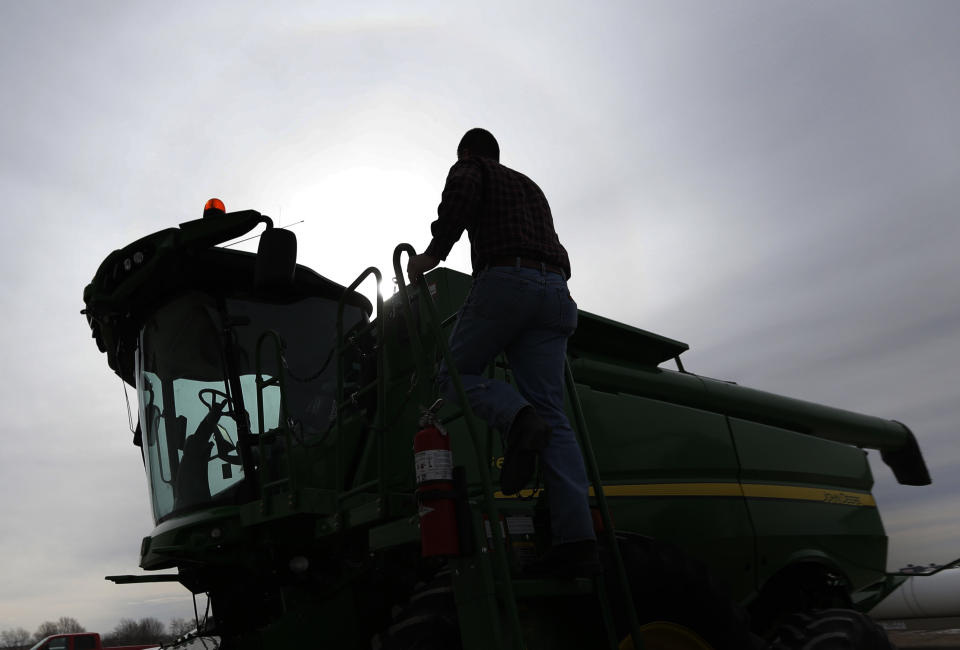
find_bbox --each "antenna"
[222,220,305,248]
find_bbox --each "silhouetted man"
[407,128,597,575]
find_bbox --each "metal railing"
[389,244,645,650]
[392,243,526,650]
[335,267,386,508]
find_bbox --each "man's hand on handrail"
[406,253,439,284]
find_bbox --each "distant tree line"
[0,616,196,650]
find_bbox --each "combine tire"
[769,608,894,649]
[613,536,762,650]
[375,573,461,650]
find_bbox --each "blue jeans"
[437,265,595,544]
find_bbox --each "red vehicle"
[28,633,159,650]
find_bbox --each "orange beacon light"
[203,198,226,218]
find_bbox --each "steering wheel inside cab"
[196,388,241,465]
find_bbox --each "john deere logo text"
[822,491,862,506]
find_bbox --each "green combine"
[82,203,932,649]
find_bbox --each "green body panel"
[731,419,874,490]
[81,211,932,648]
[731,418,885,595]
[575,387,755,597]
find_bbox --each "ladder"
[385,244,646,650]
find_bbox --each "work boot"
[500,406,551,495]
[523,540,602,579]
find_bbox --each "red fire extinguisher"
[414,403,460,557]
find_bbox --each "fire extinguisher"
[414,401,460,557]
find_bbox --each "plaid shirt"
[424,157,571,278]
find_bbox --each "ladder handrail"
[392,245,526,650]
[390,245,644,649]
[564,360,645,650]
[391,244,429,381]
[336,266,386,507]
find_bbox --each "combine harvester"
[82,200,943,649]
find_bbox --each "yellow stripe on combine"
[740,484,876,507]
[590,483,744,498]
[495,483,875,507]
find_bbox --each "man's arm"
[419,160,483,265]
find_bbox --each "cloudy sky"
[2,0,958,636]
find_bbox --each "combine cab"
[83,203,933,649]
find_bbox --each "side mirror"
[255,228,297,289]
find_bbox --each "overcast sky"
[2,0,958,636]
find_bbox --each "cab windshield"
[136,290,364,522]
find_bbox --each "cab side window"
[74,635,98,650]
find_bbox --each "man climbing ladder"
[406,127,598,577]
